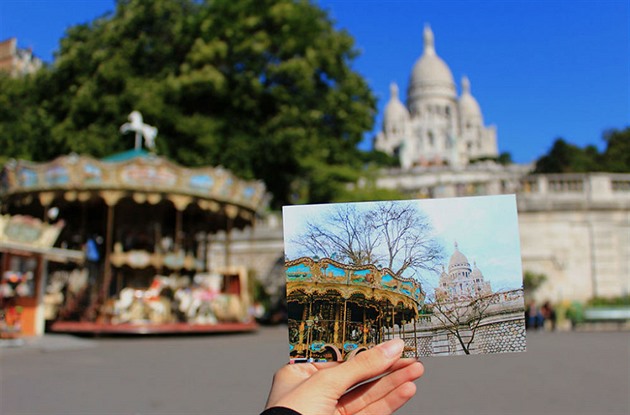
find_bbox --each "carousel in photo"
[286,257,424,361]
[0,112,267,334]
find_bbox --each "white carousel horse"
[120,111,158,151]
[112,287,136,323]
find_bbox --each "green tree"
[1,0,376,208]
[0,74,58,164]
[523,270,547,298]
[533,128,630,174]
[601,127,630,172]
[534,138,599,173]
[469,151,513,166]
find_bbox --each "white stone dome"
[448,243,470,272]
[384,83,409,128]
[408,25,456,105]
[458,76,483,122]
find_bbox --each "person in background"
[261,338,424,415]
[527,300,544,330]
[540,301,557,331]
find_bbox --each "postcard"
[283,195,526,360]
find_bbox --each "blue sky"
[1,0,628,164]
[283,195,523,293]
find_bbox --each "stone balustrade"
[517,173,630,211]
[374,167,630,211]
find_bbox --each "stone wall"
[475,317,526,354]
[417,333,433,356]
[392,291,526,356]
[406,311,525,356]
[212,172,629,305]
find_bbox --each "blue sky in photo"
[1,0,628,164]
[283,195,523,294]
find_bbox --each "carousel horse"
[112,287,136,323]
[119,111,158,151]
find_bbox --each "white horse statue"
[120,111,158,151]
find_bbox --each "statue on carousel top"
[120,111,158,151]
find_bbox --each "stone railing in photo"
[390,289,526,356]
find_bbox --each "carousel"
[0,112,267,334]
[286,257,424,360]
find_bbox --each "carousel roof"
[286,257,424,309]
[0,152,268,216]
[101,148,151,162]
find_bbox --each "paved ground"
[1,326,628,415]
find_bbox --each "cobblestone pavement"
[1,326,628,415]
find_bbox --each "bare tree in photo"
[369,202,443,277]
[428,290,495,355]
[290,201,444,277]
[291,204,379,265]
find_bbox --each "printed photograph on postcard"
[283,195,526,360]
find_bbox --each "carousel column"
[307,299,313,358]
[362,307,367,344]
[413,316,418,358]
[391,304,396,339]
[299,305,307,348]
[401,313,406,345]
[224,205,239,267]
[342,299,348,344]
[333,301,340,344]
[169,195,192,252]
[99,191,124,304]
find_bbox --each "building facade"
[0,38,42,77]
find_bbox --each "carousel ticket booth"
[286,257,424,360]
[0,121,267,335]
[0,215,83,338]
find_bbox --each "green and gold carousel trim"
[0,153,267,216]
[286,256,425,307]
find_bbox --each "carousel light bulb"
[47,207,59,220]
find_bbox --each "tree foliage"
[290,201,444,279]
[0,0,376,207]
[469,151,513,166]
[534,127,630,174]
[523,270,547,296]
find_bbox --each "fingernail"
[377,339,404,358]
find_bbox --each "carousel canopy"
[0,152,268,220]
[286,257,425,310]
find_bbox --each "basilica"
[435,243,493,301]
[374,25,498,169]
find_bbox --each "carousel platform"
[49,320,258,335]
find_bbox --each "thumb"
[316,338,405,394]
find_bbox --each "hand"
[264,339,424,415]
